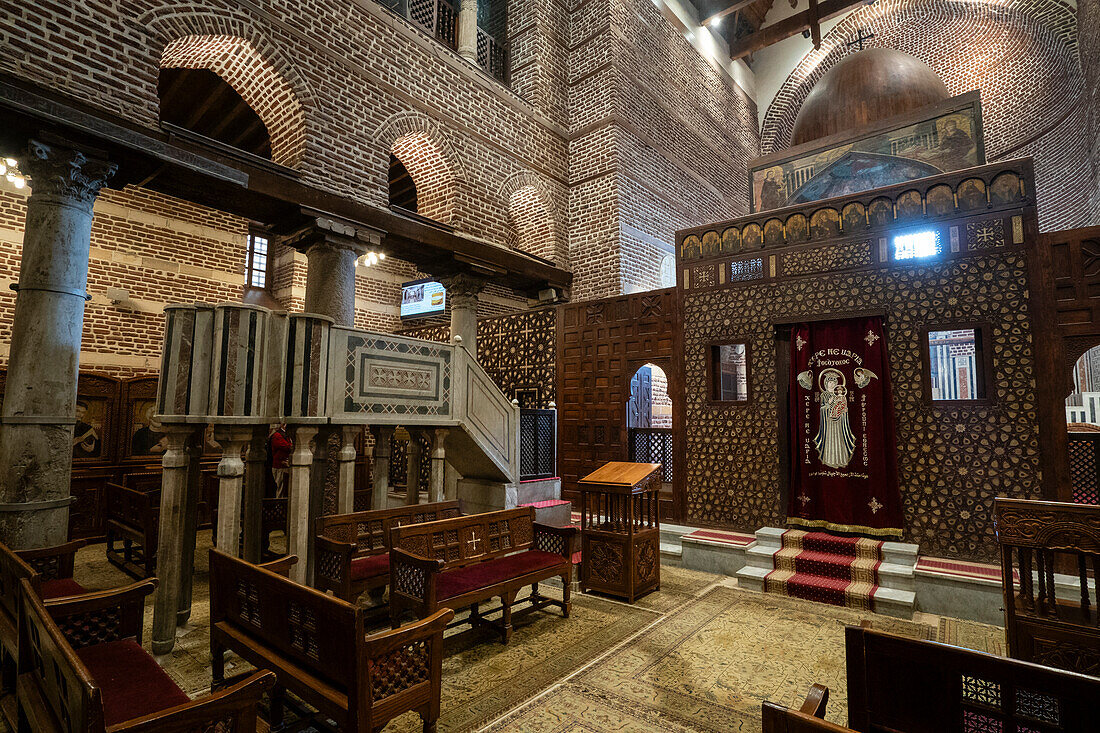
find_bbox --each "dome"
[791,48,951,147]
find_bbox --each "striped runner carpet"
[764,529,884,611]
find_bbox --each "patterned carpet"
[3,537,1005,733]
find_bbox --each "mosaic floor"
[5,532,1005,732]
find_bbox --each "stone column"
[336,426,357,514]
[213,427,252,556]
[458,0,479,63]
[405,430,422,506]
[304,238,359,327]
[443,273,486,359]
[241,426,267,563]
[285,424,317,585]
[370,425,394,510]
[429,428,449,503]
[0,139,116,549]
[152,425,199,655]
[177,428,205,624]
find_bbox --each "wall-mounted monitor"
[400,279,446,320]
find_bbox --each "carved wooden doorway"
[556,289,684,522]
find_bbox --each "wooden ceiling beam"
[699,0,760,27]
[728,0,866,59]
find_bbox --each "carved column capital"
[442,273,488,302]
[23,139,116,209]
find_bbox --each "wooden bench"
[314,501,462,603]
[995,497,1100,676]
[209,549,453,733]
[0,540,87,728]
[761,626,1100,732]
[103,482,159,579]
[389,507,577,643]
[16,576,273,732]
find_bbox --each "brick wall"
[567,0,761,300]
[1080,0,1100,224]
[759,0,1088,231]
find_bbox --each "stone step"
[516,477,562,505]
[878,562,915,593]
[882,540,919,567]
[745,544,780,569]
[735,564,769,593]
[519,499,571,527]
[871,587,917,619]
[754,526,786,549]
[660,541,682,559]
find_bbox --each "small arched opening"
[507,184,557,262]
[626,363,673,487]
[390,131,455,224]
[1066,345,1100,505]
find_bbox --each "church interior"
[1,0,1099,730]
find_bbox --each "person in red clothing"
[267,423,293,497]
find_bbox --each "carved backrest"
[261,497,288,534]
[104,483,160,536]
[317,501,462,556]
[846,626,1100,733]
[993,497,1100,674]
[18,579,103,732]
[761,702,853,733]
[209,550,360,691]
[0,541,39,646]
[121,470,161,492]
[390,507,535,570]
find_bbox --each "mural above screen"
[751,93,984,213]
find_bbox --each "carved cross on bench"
[466,530,482,555]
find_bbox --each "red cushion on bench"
[350,553,389,581]
[40,578,87,599]
[437,550,564,600]
[76,639,190,726]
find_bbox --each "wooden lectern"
[578,461,662,602]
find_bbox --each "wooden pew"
[389,507,577,643]
[209,549,453,733]
[995,497,1100,676]
[103,482,159,580]
[0,540,87,728]
[762,626,1100,732]
[16,577,273,732]
[313,501,462,603]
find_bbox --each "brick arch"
[498,171,566,266]
[377,112,465,225]
[142,7,313,168]
[761,0,1080,158]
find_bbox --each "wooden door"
[557,289,683,521]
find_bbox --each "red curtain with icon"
[787,316,903,537]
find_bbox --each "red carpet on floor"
[764,529,883,611]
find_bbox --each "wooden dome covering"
[791,48,951,147]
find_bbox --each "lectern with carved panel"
[578,461,661,602]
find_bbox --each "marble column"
[443,273,486,359]
[405,430,422,506]
[370,425,394,510]
[285,222,371,328]
[429,428,449,503]
[152,425,200,655]
[286,424,317,585]
[0,139,116,549]
[336,426,357,514]
[213,427,252,556]
[241,426,267,563]
[177,429,205,624]
[457,0,479,63]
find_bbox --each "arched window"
[388,153,419,212]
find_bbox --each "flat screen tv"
[400,279,446,320]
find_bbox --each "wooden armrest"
[45,580,156,647]
[798,683,830,718]
[533,522,577,559]
[364,608,454,658]
[391,547,445,572]
[118,670,275,733]
[315,535,356,557]
[258,555,298,577]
